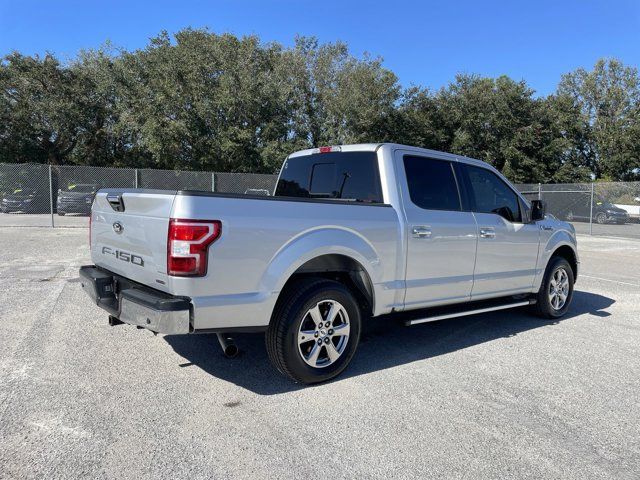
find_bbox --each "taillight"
[167,219,221,277]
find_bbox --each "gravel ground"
[0,228,638,479]
[0,213,88,228]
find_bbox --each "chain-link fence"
[2,162,640,237]
[0,163,279,228]
[515,182,640,238]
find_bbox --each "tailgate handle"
[106,194,125,212]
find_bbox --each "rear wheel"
[531,256,574,319]
[266,278,361,384]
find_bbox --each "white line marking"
[580,274,640,287]
[577,234,640,243]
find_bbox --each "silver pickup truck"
[80,143,578,384]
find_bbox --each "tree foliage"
[558,58,640,180]
[1,29,639,181]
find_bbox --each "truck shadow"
[164,290,614,395]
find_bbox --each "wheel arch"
[551,244,578,280]
[533,231,579,291]
[262,228,383,321]
[278,253,376,317]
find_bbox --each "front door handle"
[412,226,432,238]
[479,227,496,239]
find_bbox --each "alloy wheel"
[548,267,570,310]
[297,299,350,368]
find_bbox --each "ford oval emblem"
[113,222,124,234]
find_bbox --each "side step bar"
[405,299,534,326]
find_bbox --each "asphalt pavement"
[0,228,638,479]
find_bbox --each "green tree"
[0,53,86,165]
[558,58,640,180]
[412,74,592,183]
[393,86,451,152]
[1,30,637,184]
[67,47,142,168]
[281,37,400,147]
[112,29,290,172]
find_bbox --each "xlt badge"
[102,246,144,266]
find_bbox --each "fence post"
[211,172,215,192]
[538,183,541,200]
[48,164,54,228]
[589,182,594,236]
[134,169,138,188]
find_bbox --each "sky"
[0,0,638,96]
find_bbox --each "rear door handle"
[479,227,496,239]
[412,226,432,238]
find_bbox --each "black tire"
[58,211,66,216]
[595,212,606,224]
[266,278,362,384]
[531,256,574,319]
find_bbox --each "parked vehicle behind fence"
[0,186,51,214]
[614,200,640,223]
[57,183,99,216]
[79,144,579,384]
[543,192,630,224]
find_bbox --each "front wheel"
[266,278,362,384]
[531,257,574,319]
[595,212,606,224]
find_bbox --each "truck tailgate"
[91,189,176,292]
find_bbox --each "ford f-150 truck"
[80,144,578,384]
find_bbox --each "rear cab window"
[275,151,384,203]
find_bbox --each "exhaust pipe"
[216,333,239,358]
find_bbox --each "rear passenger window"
[403,156,461,211]
[275,151,383,203]
[463,165,522,222]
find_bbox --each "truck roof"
[287,143,493,170]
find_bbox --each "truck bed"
[91,189,402,330]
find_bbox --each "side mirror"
[531,199,546,221]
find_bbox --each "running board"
[404,299,534,326]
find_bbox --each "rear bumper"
[1,202,32,212]
[79,265,191,334]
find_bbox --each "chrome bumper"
[79,265,191,335]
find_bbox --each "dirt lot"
[0,228,638,479]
